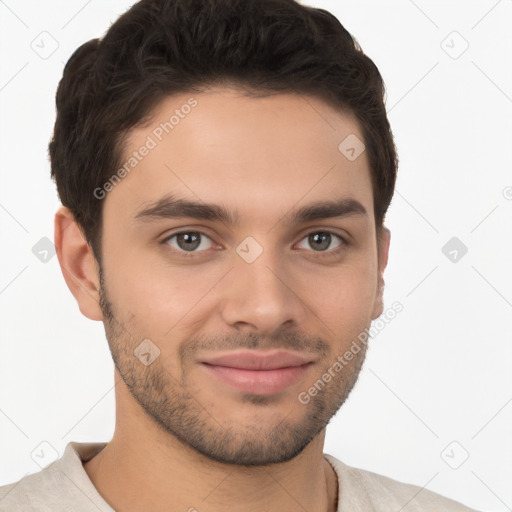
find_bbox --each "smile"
[200,350,315,394]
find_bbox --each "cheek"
[103,229,378,344]
[299,259,378,343]
[104,244,224,337]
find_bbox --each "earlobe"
[54,206,104,321]
[371,227,391,320]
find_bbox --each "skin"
[54,87,390,512]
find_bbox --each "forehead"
[104,88,374,227]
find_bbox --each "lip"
[201,350,315,370]
[199,350,315,394]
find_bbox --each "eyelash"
[160,230,349,259]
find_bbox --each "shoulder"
[0,442,110,512]
[0,462,62,511]
[324,454,480,512]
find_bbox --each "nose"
[219,246,308,336]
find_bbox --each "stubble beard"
[98,270,368,466]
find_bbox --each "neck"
[83,375,338,512]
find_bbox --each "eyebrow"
[134,193,368,226]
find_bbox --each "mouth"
[199,350,315,395]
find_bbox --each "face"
[96,87,389,466]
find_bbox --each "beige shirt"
[0,442,479,511]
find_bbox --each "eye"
[296,231,345,253]
[161,229,347,258]
[162,231,214,254]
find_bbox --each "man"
[0,0,479,510]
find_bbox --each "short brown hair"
[49,0,398,263]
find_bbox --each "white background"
[1,1,511,510]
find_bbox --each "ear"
[54,206,103,321]
[371,226,391,320]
